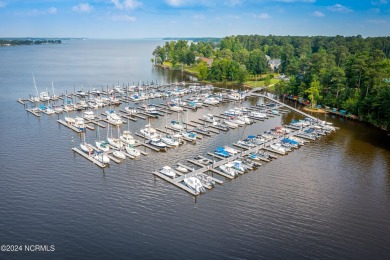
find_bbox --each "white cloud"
[48,7,57,14]
[327,4,353,13]
[254,13,271,19]
[225,0,243,6]
[72,3,93,13]
[165,0,186,7]
[111,14,136,21]
[0,1,7,8]
[311,11,324,17]
[371,0,388,5]
[111,0,142,10]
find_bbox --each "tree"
[196,61,209,80]
[305,78,322,108]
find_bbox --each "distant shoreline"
[0,39,62,47]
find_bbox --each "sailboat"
[107,124,123,149]
[125,144,141,157]
[80,132,94,155]
[95,122,109,152]
[30,74,40,102]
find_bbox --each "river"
[0,39,389,259]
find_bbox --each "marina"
[17,82,338,195]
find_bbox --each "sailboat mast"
[32,73,38,97]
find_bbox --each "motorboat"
[194,156,212,165]
[224,146,239,155]
[147,138,168,149]
[159,166,176,178]
[140,124,160,139]
[83,110,95,120]
[226,161,246,172]
[124,106,138,115]
[106,110,123,125]
[144,104,160,115]
[194,173,215,186]
[64,116,76,125]
[269,143,287,154]
[74,117,86,131]
[219,165,238,177]
[249,111,267,119]
[183,176,206,194]
[161,134,179,146]
[120,130,140,145]
[175,165,189,173]
[223,119,238,129]
[195,125,210,135]
[214,147,230,158]
[203,97,219,105]
[182,131,197,141]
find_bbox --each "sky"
[0,0,389,38]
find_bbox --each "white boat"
[170,120,184,130]
[65,116,76,125]
[167,103,183,111]
[140,124,160,139]
[269,143,287,154]
[94,152,110,164]
[83,110,95,120]
[203,114,215,123]
[40,91,50,101]
[124,106,138,115]
[219,165,238,177]
[181,131,197,141]
[45,107,56,115]
[230,117,246,126]
[175,165,189,173]
[203,97,219,105]
[120,130,140,145]
[148,138,167,149]
[107,137,123,149]
[159,166,176,178]
[161,134,179,146]
[183,176,206,194]
[80,141,94,154]
[237,115,253,124]
[125,144,141,157]
[113,150,126,159]
[224,120,238,128]
[106,110,123,125]
[224,146,239,155]
[96,140,110,152]
[250,111,267,119]
[74,117,86,131]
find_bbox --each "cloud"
[225,0,243,6]
[165,0,186,7]
[253,13,271,19]
[327,4,353,13]
[72,3,93,13]
[310,11,324,17]
[0,1,6,8]
[111,0,142,10]
[48,7,57,14]
[111,14,136,21]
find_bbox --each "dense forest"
[0,39,61,46]
[152,35,390,130]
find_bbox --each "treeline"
[152,35,390,130]
[0,39,61,46]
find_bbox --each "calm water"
[0,40,389,259]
